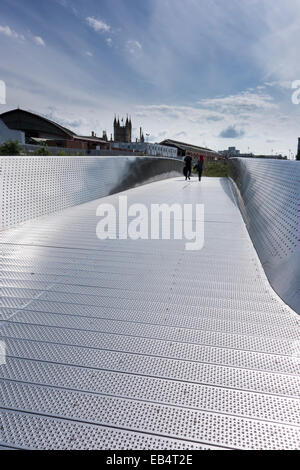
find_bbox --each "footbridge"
[0,156,299,450]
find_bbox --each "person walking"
[195,154,204,182]
[184,154,192,180]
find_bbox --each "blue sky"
[1,0,300,155]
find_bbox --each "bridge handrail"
[0,155,182,231]
[229,157,300,313]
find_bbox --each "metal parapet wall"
[1,168,300,449]
[229,158,300,314]
[0,156,183,230]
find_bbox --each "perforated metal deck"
[0,177,299,450]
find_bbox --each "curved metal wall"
[229,158,300,314]
[0,156,183,230]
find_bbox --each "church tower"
[139,127,145,143]
[114,115,132,142]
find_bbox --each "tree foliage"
[0,140,21,155]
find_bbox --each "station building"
[0,108,110,151]
[160,139,223,161]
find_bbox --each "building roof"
[160,138,218,154]
[0,109,112,148]
[74,135,108,144]
[0,108,76,138]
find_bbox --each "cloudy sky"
[1,0,300,155]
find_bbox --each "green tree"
[296,153,300,161]
[35,144,51,156]
[0,140,21,155]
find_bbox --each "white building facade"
[112,141,178,158]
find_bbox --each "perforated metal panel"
[0,409,210,450]
[0,173,300,449]
[0,156,182,230]
[229,158,300,313]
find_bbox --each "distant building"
[0,109,109,151]
[160,139,223,161]
[138,127,145,143]
[111,141,178,158]
[113,116,132,143]
[218,146,286,159]
[218,147,241,158]
[228,146,239,155]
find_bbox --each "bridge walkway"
[0,177,299,449]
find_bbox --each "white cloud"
[0,26,46,47]
[34,36,45,47]
[198,91,277,112]
[86,51,93,57]
[264,81,292,90]
[0,25,24,40]
[134,82,300,155]
[126,40,142,55]
[2,0,300,157]
[44,108,83,130]
[252,0,300,82]
[219,125,245,139]
[86,17,111,33]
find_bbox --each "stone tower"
[139,127,145,143]
[114,116,132,142]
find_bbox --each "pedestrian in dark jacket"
[195,155,204,181]
[184,155,192,180]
